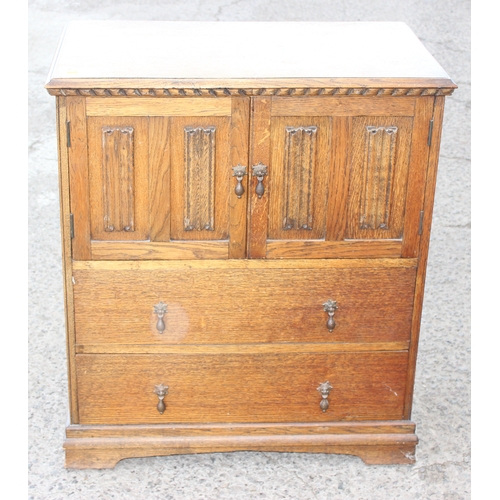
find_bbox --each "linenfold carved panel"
[184,126,216,231]
[282,126,317,230]
[102,126,135,232]
[359,126,398,230]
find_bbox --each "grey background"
[28,1,470,498]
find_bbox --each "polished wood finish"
[87,116,149,240]
[64,421,418,468]
[48,84,456,98]
[75,342,410,354]
[404,96,446,418]
[72,263,416,345]
[401,97,436,258]
[228,98,250,258]
[252,95,426,258]
[56,97,80,419]
[69,97,248,260]
[248,97,271,258]
[270,97,416,116]
[72,258,417,270]
[46,21,454,468]
[85,97,232,116]
[75,352,408,424]
[169,116,230,240]
[66,97,91,260]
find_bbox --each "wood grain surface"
[64,420,417,468]
[72,263,416,345]
[75,351,409,424]
[87,116,149,240]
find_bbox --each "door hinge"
[418,210,424,235]
[427,118,434,146]
[70,213,74,239]
[66,121,71,148]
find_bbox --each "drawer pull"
[323,299,338,332]
[252,163,268,198]
[154,302,168,334]
[232,164,247,198]
[317,381,333,412]
[154,383,169,414]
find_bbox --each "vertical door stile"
[229,97,251,258]
[57,96,80,424]
[248,97,271,258]
[149,116,171,242]
[67,96,92,260]
[401,96,435,258]
[326,115,351,241]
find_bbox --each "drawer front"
[76,352,409,424]
[73,262,416,345]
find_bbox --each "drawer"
[72,260,417,345]
[76,352,409,424]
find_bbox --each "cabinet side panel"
[404,96,446,418]
[56,96,79,423]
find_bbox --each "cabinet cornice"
[47,85,456,98]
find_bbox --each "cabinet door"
[66,97,249,260]
[248,96,434,259]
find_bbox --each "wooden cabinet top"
[45,21,456,95]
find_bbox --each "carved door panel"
[248,96,434,259]
[87,116,149,242]
[68,97,249,260]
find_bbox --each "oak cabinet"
[46,20,456,468]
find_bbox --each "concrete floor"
[28,1,470,498]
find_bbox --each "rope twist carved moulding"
[47,87,455,97]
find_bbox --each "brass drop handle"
[323,299,338,332]
[252,163,268,198]
[232,164,247,198]
[154,383,169,414]
[154,302,168,334]
[317,381,333,412]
